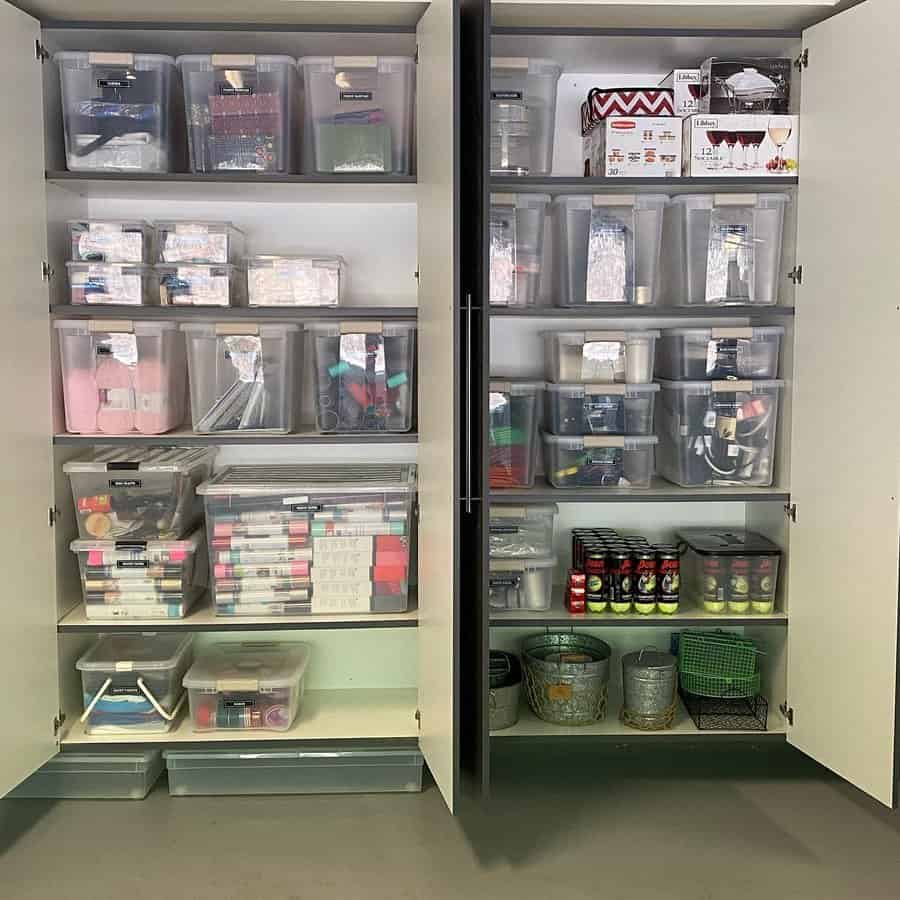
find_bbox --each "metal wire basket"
[677,630,761,699]
[522,632,611,725]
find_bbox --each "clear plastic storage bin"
[490,58,562,176]
[489,503,558,558]
[490,193,550,307]
[181,322,300,433]
[542,434,658,488]
[183,642,310,732]
[543,330,659,384]
[156,221,245,264]
[197,464,416,616]
[165,747,424,796]
[70,529,207,620]
[8,751,164,800]
[299,56,415,174]
[55,319,187,435]
[656,379,783,487]
[656,326,783,380]
[177,54,298,173]
[552,195,668,306]
[77,634,193,735]
[310,322,416,433]
[64,446,214,541]
[489,556,556,610]
[56,52,179,172]
[156,264,245,307]
[544,383,659,436]
[67,262,154,306]
[660,194,790,306]
[248,255,347,307]
[69,220,152,263]
[489,380,543,489]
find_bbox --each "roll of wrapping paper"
[215,577,310,593]
[212,520,310,538]
[214,588,310,605]
[85,563,184,578]
[84,577,185,592]
[309,520,406,537]
[214,561,310,579]
[216,601,312,616]
[85,548,189,565]
[215,548,313,564]
[211,534,309,550]
[86,590,186,604]
[489,425,532,487]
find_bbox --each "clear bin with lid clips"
[544,383,659,436]
[542,434,658,488]
[489,503,558,558]
[490,193,550,307]
[656,326,783,380]
[248,255,347,307]
[543,330,659,384]
[489,380,543,489]
[489,556,556,610]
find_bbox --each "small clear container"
[489,556,556,610]
[542,434,658,488]
[543,330,659,384]
[69,220,153,263]
[544,383,659,436]
[55,51,180,172]
[64,446,215,541]
[77,634,193,735]
[490,193,550,307]
[656,379,783,487]
[660,193,790,306]
[67,262,154,306]
[183,642,310,732]
[310,322,415,433]
[490,58,562,176]
[656,326,783,380]
[156,221,245,264]
[248,255,347,307]
[177,54,298,173]
[552,194,668,307]
[156,264,245,307]
[299,56,415,174]
[489,380,543,489]
[489,503,558,558]
[54,319,187,435]
[181,322,301,433]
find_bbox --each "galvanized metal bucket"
[489,651,522,731]
[621,647,677,731]
[522,632,611,726]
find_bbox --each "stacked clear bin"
[489,556,556,611]
[76,634,193,735]
[552,195,668,307]
[197,464,416,616]
[488,380,543,488]
[656,327,783,380]
[310,322,416,433]
[659,194,790,306]
[490,58,562,176]
[544,383,659,436]
[544,330,659,384]
[177,55,298,173]
[489,194,549,307]
[181,322,300,433]
[299,56,415,174]
[55,52,180,172]
[248,255,347,307]
[55,319,188,435]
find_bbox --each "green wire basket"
[677,630,761,699]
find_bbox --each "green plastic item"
[316,122,393,173]
[677,630,761,699]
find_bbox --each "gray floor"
[2,743,899,899]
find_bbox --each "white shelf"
[491,479,790,503]
[62,688,419,745]
[54,428,418,447]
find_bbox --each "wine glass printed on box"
[767,116,793,172]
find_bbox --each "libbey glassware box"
[698,58,792,115]
[684,114,799,176]
[659,70,702,117]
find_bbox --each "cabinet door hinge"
[779,702,794,726]
[42,261,53,282]
[35,40,50,62]
[788,265,803,285]
[49,506,59,527]
[784,502,797,523]
[415,709,421,729]
[414,45,419,65]
[794,49,809,71]
[53,711,66,735]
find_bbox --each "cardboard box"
[684,114,799,177]
[699,58,791,115]
[659,69,701,117]
[585,117,683,178]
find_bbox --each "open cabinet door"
[788,0,900,807]
[0,0,60,796]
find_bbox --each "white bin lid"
[490,503,558,518]
[307,321,416,336]
[70,529,204,555]
[662,326,784,338]
[490,555,556,571]
[54,319,177,334]
[176,54,294,68]
[489,379,544,395]
[64,446,215,475]
[55,51,175,68]
[180,322,300,335]
[544,330,661,342]
[77,633,192,673]
[490,193,551,208]
[544,382,659,396]
[183,642,310,692]
[490,57,562,78]
[299,55,415,71]
[658,378,784,394]
[248,254,346,270]
[542,434,659,449]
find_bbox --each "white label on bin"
[712,380,753,392]
[283,495,308,506]
[711,327,754,339]
[340,90,374,102]
[586,383,627,395]
[89,52,134,66]
[334,56,377,68]
[713,193,758,207]
[592,194,636,207]
[211,54,256,67]
[109,478,142,488]
[114,661,134,672]
[491,90,523,100]
[491,57,529,69]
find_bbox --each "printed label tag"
[97,78,131,89]
[491,90,523,100]
[117,560,149,569]
[109,479,142,488]
[340,90,374,101]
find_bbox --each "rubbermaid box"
[181,322,301,433]
[310,322,416,433]
[489,556,556,610]
[543,330,659,384]
[542,434,658,488]
[489,502,558,558]
[552,195,668,306]
[56,51,180,172]
[165,746,424,795]
[299,56,415,174]
[77,634,193,734]
[197,464,416,616]
[490,193,550,307]
[8,751,164,800]
[64,446,214,541]
[70,529,207,620]
[248,255,347,307]
[489,380,543,489]
[156,264,245,307]
[177,54,298,173]
[55,319,187,435]
[656,379,783,487]
[544,382,659,436]
[660,193,789,306]
[183,642,310,732]
[656,326,783,380]
[490,58,562,176]
[156,221,245,264]
[67,262,154,306]
[69,220,153,263]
